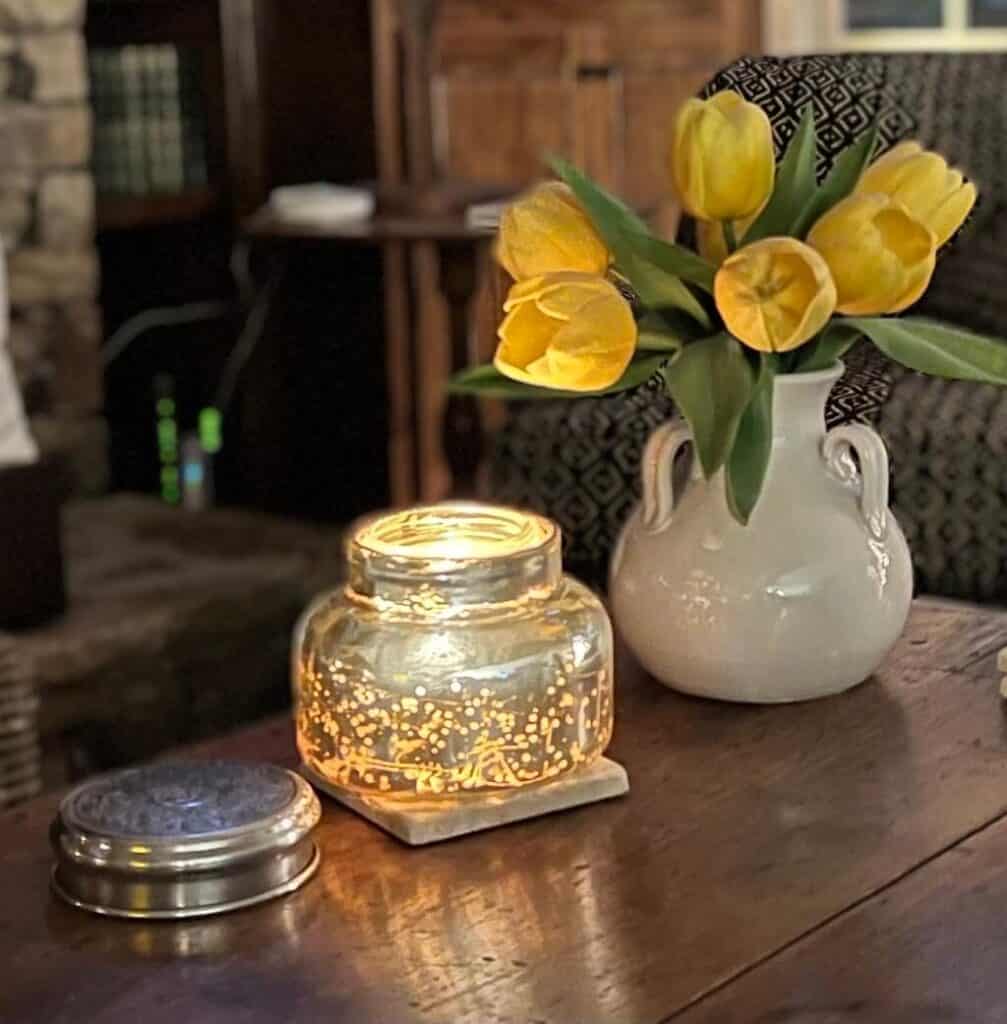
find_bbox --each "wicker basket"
[0,638,41,809]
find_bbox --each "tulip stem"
[723,220,738,254]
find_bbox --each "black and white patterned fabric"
[490,53,1007,599]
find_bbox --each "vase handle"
[822,424,889,540]
[642,419,693,534]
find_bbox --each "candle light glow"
[294,503,614,800]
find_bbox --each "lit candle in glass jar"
[293,503,615,801]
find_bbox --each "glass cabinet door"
[845,0,942,29]
[972,0,1007,26]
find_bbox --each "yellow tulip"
[856,140,977,246]
[696,214,756,265]
[807,192,936,315]
[494,181,609,281]
[495,272,637,392]
[714,237,836,353]
[671,90,775,222]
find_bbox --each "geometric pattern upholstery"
[490,53,1007,599]
[881,370,1007,601]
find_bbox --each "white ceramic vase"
[610,362,913,703]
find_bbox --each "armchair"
[490,53,1007,601]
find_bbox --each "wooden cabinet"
[431,1,761,222]
[372,1,760,502]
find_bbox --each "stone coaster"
[301,758,630,846]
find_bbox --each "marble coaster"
[300,758,629,846]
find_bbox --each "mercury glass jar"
[293,503,614,800]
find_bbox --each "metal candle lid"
[51,761,321,919]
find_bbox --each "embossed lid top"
[55,760,321,876]
[64,762,297,837]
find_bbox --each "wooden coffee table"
[3,599,1007,1023]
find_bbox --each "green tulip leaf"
[792,320,863,373]
[637,328,684,353]
[848,317,1007,383]
[726,352,776,525]
[549,154,649,236]
[791,120,879,238]
[744,103,818,244]
[620,229,716,293]
[448,353,668,400]
[596,353,670,392]
[549,155,711,328]
[662,333,754,478]
[639,308,708,341]
[616,249,712,327]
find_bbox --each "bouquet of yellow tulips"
[451,89,1006,524]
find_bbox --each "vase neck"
[771,362,843,442]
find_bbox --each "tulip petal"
[875,207,934,265]
[670,90,775,222]
[493,231,519,282]
[534,275,613,320]
[856,141,923,198]
[492,359,551,389]
[867,140,923,169]
[538,181,582,212]
[672,100,707,218]
[495,301,555,374]
[503,271,603,311]
[860,142,931,196]
[888,153,951,216]
[506,206,577,276]
[808,193,936,315]
[542,293,637,391]
[824,244,912,316]
[494,181,610,281]
[714,237,835,352]
[884,249,936,314]
[856,140,977,247]
[930,181,977,246]
[494,273,637,392]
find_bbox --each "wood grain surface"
[678,808,1007,1023]
[2,600,1006,1024]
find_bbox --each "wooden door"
[432,1,761,223]
[372,0,761,503]
[432,15,621,191]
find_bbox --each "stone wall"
[0,0,104,492]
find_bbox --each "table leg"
[436,238,485,497]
